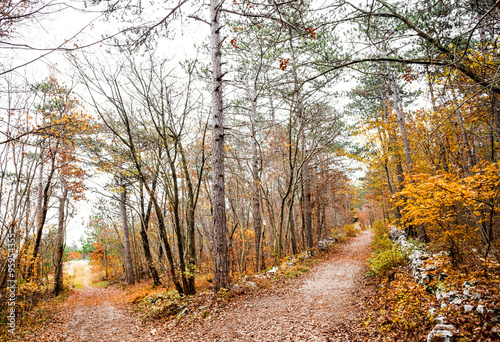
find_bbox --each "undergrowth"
[359,220,500,341]
[0,287,71,342]
[367,220,408,276]
[92,280,110,288]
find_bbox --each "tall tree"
[210,0,229,292]
[118,175,135,285]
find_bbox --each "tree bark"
[53,174,68,296]
[164,143,190,294]
[288,196,298,255]
[303,159,313,249]
[139,180,161,287]
[119,176,135,285]
[388,68,412,170]
[27,150,56,280]
[210,0,229,292]
[179,142,201,295]
[250,92,263,272]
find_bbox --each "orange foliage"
[67,250,82,260]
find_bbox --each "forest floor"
[22,231,373,342]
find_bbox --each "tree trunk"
[139,181,161,287]
[210,0,229,292]
[164,144,189,294]
[250,93,263,272]
[303,160,313,249]
[288,197,298,255]
[27,150,56,280]
[53,175,68,296]
[315,200,321,240]
[178,142,198,295]
[119,176,135,285]
[388,68,412,170]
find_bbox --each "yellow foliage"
[398,162,500,261]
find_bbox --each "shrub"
[284,265,309,278]
[343,224,360,237]
[368,220,408,275]
[368,244,408,275]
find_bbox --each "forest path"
[166,230,373,342]
[32,231,372,342]
[33,285,162,342]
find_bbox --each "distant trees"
[0,73,91,321]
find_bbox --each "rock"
[316,238,336,250]
[419,273,431,285]
[434,283,447,299]
[429,308,436,316]
[441,291,456,300]
[244,281,257,288]
[151,329,157,335]
[434,315,446,324]
[410,250,429,261]
[427,324,456,342]
[441,303,447,309]
[267,266,279,274]
[450,298,462,305]
[389,228,406,241]
[476,305,485,314]
[424,264,438,272]
[463,280,476,288]
[464,305,474,313]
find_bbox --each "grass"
[284,265,310,278]
[72,276,85,289]
[92,281,111,288]
[367,220,409,276]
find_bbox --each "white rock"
[476,305,485,314]
[463,280,476,288]
[451,298,462,305]
[429,308,436,316]
[434,315,446,324]
[464,305,474,313]
[151,328,157,335]
[424,264,437,271]
[427,324,455,342]
[267,266,279,274]
[442,291,456,299]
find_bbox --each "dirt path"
[166,230,373,342]
[33,231,372,342]
[33,285,163,342]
